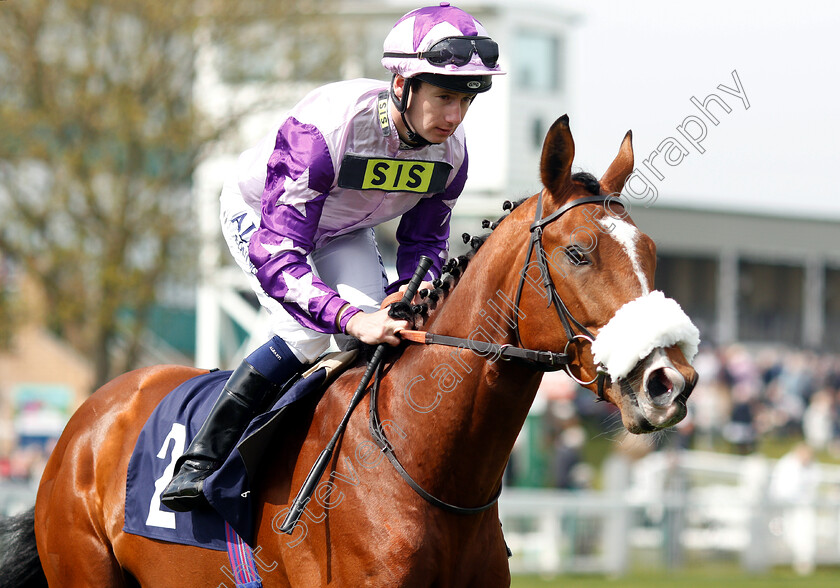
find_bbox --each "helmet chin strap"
[390,75,433,148]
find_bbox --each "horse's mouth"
[615,349,696,434]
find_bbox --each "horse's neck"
[431,197,542,358]
[426,197,537,340]
[382,205,543,500]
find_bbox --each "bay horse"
[4,115,698,587]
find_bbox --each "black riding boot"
[160,361,282,512]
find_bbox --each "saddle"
[123,350,358,550]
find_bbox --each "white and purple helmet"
[382,2,505,94]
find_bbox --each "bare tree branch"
[0,0,340,387]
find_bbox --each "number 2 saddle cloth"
[123,350,357,550]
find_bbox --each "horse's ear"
[540,114,575,197]
[599,130,634,195]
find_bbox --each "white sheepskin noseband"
[591,290,700,380]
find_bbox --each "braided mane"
[391,171,602,332]
[423,171,601,310]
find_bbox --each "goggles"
[384,36,499,69]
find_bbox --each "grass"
[510,567,840,587]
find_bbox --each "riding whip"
[278,255,433,534]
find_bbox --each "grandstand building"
[194,0,840,367]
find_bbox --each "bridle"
[368,191,622,515]
[514,189,622,400]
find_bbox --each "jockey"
[162,2,505,512]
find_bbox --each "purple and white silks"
[222,78,468,337]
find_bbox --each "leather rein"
[367,192,620,515]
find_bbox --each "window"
[513,30,562,92]
[656,255,717,341]
[738,261,803,345]
[825,267,840,350]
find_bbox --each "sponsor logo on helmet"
[467,81,482,90]
[377,92,391,136]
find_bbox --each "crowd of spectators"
[527,343,840,490]
[688,344,840,455]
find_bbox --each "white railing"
[499,450,840,575]
[6,450,838,576]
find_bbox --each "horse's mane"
[572,172,601,196]
[422,170,601,310]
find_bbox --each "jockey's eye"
[564,245,590,266]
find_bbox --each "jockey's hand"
[398,280,435,305]
[345,307,410,346]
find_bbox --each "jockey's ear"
[540,114,574,199]
[600,130,634,195]
[392,75,407,102]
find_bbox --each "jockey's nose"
[446,103,463,125]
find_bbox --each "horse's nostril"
[646,368,673,403]
[683,372,699,397]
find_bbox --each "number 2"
[145,423,186,529]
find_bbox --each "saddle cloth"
[123,351,357,550]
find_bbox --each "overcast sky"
[534,0,840,219]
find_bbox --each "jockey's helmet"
[382,2,505,96]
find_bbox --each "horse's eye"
[564,245,590,266]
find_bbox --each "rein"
[368,362,502,514]
[397,330,569,370]
[368,193,622,516]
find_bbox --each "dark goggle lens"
[425,37,499,68]
[473,38,499,67]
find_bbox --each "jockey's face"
[393,77,475,144]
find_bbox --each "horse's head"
[514,115,699,433]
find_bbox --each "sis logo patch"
[338,154,451,194]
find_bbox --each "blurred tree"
[0,0,339,387]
